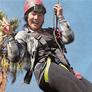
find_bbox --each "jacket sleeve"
[58,15,74,44]
[7,31,27,62]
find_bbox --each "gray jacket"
[7,16,74,79]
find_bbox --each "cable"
[53,0,67,53]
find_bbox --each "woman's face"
[27,11,44,31]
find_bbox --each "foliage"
[0,10,19,34]
[0,10,23,85]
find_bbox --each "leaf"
[9,18,19,31]
[0,11,7,20]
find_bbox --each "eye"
[38,13,43,17]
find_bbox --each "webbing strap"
[44,57,69,83]
[44,57,51,83]
[30,32,70,67]
[59,63,69,71]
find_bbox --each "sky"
[0,0,92,92]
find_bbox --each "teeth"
[33,20,39,24]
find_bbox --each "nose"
[34,14,39,19]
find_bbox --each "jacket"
[7,16,74,84]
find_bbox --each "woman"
[5,0,92,92]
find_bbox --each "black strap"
[30,32,47,45]
[30,31,70,66]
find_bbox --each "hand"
[53,4,64,17]
[0,17,12,35]
[74,71,82,80]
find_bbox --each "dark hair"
[24,12,28,23]
[24,5,46,23]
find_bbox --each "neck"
[27,27,42,33]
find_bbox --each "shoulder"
[15,30,27,38]
[15,30,28,42]
[42,27,54,34]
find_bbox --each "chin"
[32,25,41,31]
[31,27,40,31]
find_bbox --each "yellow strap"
[44,57,69,83]
[44,57,51,83]
[59,63,69,71]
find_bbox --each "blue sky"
[0,0,92,92]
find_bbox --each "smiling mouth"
[32,20,39,24]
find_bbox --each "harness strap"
[31,32,48,47]
[31,32,70,67]
[59,63,69,71]
[44,57,51,83]
[44,57,69,83]
[27,31,71,83]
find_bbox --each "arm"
[54,4,83,79]
[58,16,74,44]
[54,4,74,44]
[7,31,27,62]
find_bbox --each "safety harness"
[26,30,71,83]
